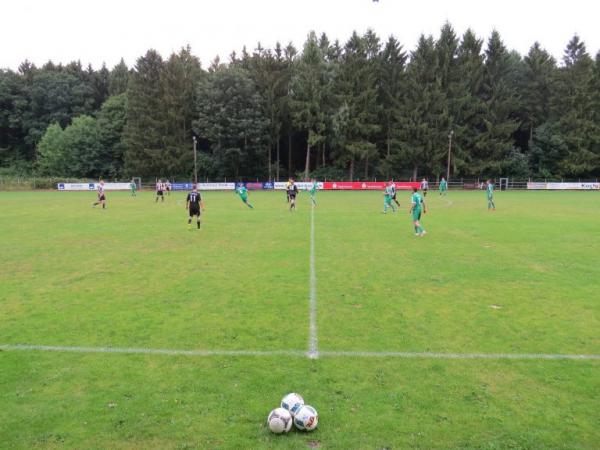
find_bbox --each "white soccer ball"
[280,393,304,416]
[293,404,318,431]
[267,407,293,434]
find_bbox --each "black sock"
[197,220,200,229]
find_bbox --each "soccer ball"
[280,393,304,416]
[293,405,318,431]
[267,407,293,434]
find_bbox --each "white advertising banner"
[273,182,323,190]
[57,182,132,191]
[527,182,600,190]
[197,183,235,190]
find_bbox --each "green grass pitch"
[1,189,599,449]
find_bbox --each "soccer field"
[1,189,599,449]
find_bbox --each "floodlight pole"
[446,130,454,182]
[193,136,198,186]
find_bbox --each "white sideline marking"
[318,351,600,360]
[308,204,318,359]
[0,344,306,357]
[1,344,599,360]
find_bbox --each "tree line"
[1,23,599,181]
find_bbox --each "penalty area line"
[1,345,599,361]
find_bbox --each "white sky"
[2,0,598,71]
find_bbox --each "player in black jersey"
[287,179,298,211]
[186,185,205,229]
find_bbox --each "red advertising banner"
[322,181,420,190]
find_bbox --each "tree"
[161,46,204,177]
[194,66,269,179]
[521,42,555,141]
[123,50,167,177]
[472,30,520,176]
[292,32,328,180]
[96,94,128,177]
[396,35,447,180]
[333,31,381,180]
[109,59,130,95]
[36,123,66,175]
[377,36,407,177]
[550,36,599,176]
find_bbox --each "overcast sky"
[2,0,598,71]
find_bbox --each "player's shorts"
[157,190,163,196]
[412,209,422,221]
[240,195,248,202]
[98,195,106,201]
[289,194,297,201]
[189,206,200,216]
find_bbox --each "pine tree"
[161,46,203,177]
[473,30,520,176]
[396,35,446,180]
[333,31,381,180]
[109,58,129,95]
[292,32,328,180]
[123,49,167,177]
[378,36,407,177]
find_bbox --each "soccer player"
[390,180,400,207]
[409,187,427,236]
[92,180,106,209]
[486,179,496,210]
[236,184,254,209]
[155,179,164,203]
[186,185,204,229]
[382,181,397,213]
[309,179,318,206]
[287,179,298,211]
[439,177,447,196]
[130,178,137,197]
[285,178,292,203]
[420,178,429,196]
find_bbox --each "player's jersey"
[411,192,423,210]
[237,186,248,197]
[310,182,317,195]
[421,181,429,190]
[187,191,201,209]
[385,185,394,197]
[440,180,447,189]
[156,182,163,192]
[389,185,396,196]
[487,183,494,198]
[97,184,105,197]
[287,184,298,198]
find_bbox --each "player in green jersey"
[382,182,397,213]
[486,179,496,210]
[309,179,318,206]
[130,178,137,197]
[236,184,254,209]
[439,177,447,195]
[409,187,427,236]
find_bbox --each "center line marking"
[308,204,318,359]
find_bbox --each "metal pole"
[193,136,198,186]
[446,130,453,182]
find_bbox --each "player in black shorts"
[92,180,106,209]
[390,180,400,207]
[155,180,164,203]
[186,185,204,229]
[287,179,298,211]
